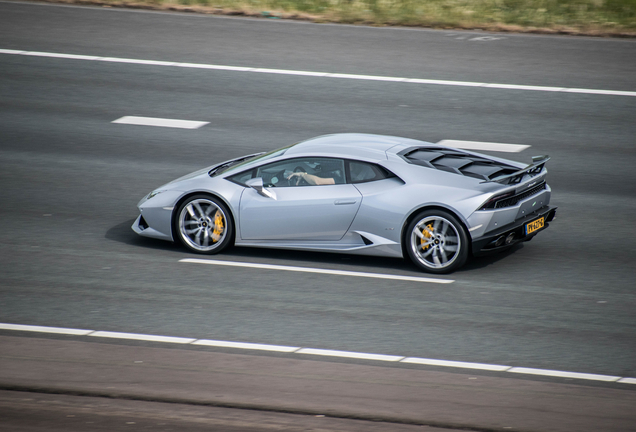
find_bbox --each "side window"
[251,158,346,187]
[227,168,256,186]
[347,161,395,184]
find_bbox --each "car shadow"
[106,218,414,273]
[106,218,522,275]
[460,243,526,273]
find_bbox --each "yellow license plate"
[526,217,545,235]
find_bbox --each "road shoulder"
[1,335,634,432]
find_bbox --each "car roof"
[284,133,430,160]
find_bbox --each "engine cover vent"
[399,147,520,182]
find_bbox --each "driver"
[286,171,335,186]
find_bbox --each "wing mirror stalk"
[246,178,276,200]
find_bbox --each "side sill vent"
[360,235,374,246]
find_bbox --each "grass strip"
[29,0,636,36]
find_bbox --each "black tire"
[174,194,233,254]
[405,209,469,274]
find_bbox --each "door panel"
[239,184,362,241]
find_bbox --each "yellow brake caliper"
[421,223,434,250]
[212,210,224,242]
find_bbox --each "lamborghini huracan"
[133,134,556,273]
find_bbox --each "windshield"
[209,143,296,177]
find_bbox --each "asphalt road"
[0,0,635,403]
[0,390,454,432]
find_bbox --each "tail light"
[480,192,514,210]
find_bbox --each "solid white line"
[253,68,328,77]
[26,51,100,61]
[2,49,635,97]
[0,49,26,55]
[179,258,454,284]
[507,367,621,382]
[100,57,177,66]
[176,63,252,71]
[193,339,300,352]
[329,73,406,82]
[484,83,565,92]
[437,140,531,153]
[401,357,511,371]
[565,88,635,96]
[297,348,404,362]
[407,78,483,87]
[618,378,636,384]
[112,116,209,129]
[90,331,196,344]
[0,323,94,335]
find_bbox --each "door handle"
[334,200,357,205]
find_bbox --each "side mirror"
[245,177,276,200]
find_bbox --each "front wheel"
[405,210,469,274]
[174,195,233,254]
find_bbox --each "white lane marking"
[507,367,621,382]
[1,322,632,383]
[484,83,564,92]
[193,339,300,352]
[90,331,196,344]
[252,67,328,77]
[0,323,93,335]
[437,140,531,153]
[329,73,406,82]
[401,357,511,371]
[112,116,209,129]
[1,49,635,97]
[99,57,176,66]
[24,51,100,61]
[406,78,482,87]
[297,348,404,362]
[179,258,454,284]
[565,88,636,96]
[0,49,26,55]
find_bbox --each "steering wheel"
[292,166,309,186]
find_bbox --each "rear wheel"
[174,195,233,254]
[406,210,469,274]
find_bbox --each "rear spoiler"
[481,155,550,184]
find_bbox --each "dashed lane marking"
[1,49,635,97]
[0,323,93,335]
[401,357,511,371]
[193,339,300,352]
[90,331,196,344]
[507,367,621,382]
[296,348,404,362]
[0,323,634,384]
[112,116,209,129]
[179,258,455,284]
[437,140,531,153]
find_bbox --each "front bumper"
[471,206,557,255]
[131,214,173,241]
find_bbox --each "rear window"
[348,161,395,184]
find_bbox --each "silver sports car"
[133,134,556,273]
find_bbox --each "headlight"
[146,190,166,200]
